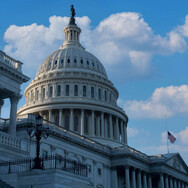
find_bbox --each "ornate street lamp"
[27,115,51,169]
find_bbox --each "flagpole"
[164,115,169,154]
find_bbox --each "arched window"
[67,58,70,64]
[74,85,78,96]
[42,88,45,99]
[109,93,111,103]
[91,87,94,98]
[98,88,101,100]
[74,59,77,63]
[61,59,64,64]
[65,115,69,130]
[57,85,61,96]
[84,116,88,134]
[80,59,83,64]
[66,85,69,96]
[87,60,89,65]
[104,91,107,101]
[83,86,86,97]
[74,116,79,132]
[49,86,53,97]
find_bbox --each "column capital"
[10,94,21,104]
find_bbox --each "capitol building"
[0,6,188,188]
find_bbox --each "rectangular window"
[83,86,86,97]
[42,88,45,99]
[98,168,102,176]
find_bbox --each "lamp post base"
[32,158,43,170]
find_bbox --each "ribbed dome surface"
[36,45,108,79]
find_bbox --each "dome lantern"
[62,5,81,48]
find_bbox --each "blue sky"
[1,0,188,163]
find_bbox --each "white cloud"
[3,12,188,80]
[120,85,188,119]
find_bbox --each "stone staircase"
[0,179,14,188]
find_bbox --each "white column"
[101,112,104,137]
[70,109,73,131]
[148,174,152,188]
[165,175,169,188]
[111,168,118,188]
[109,114,113,139]
[121,120,124,142]
[125,166,130,188]
[97,115,100,136]
[116,117,119,141]
[59,109,63,127]
[91,110,95,136]
[9,96,19,136]
[0,100,4,118]
[137,170,142,188]
[169,177,173,188]
[160,174,165,188]
[132,168,136,188]
[81,109,84,135]
[174,179,177,188]
[49,110,52,122]
[143,172,148,188]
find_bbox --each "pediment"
[166,154,188,174]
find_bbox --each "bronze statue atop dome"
[69,5,76,25]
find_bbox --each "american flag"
[168,131,176,144]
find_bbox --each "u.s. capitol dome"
[18,10,128,147]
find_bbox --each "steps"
[0,179,14,188]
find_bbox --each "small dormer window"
[80,59,83,64]
[74,59,77,63]
[55,60,58,65]
[61,59,64,64]
[67,59,70,63]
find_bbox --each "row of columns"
[41,108,127,143]
[112,166,188,188]
[160,173,188,188]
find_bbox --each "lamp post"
[27,115,51,169]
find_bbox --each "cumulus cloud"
[3,12,188,79]
[120,85,188,119]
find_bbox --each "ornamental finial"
[69,5,76,25]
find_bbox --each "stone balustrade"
[0,131,22,150]
[0,50,23,72]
